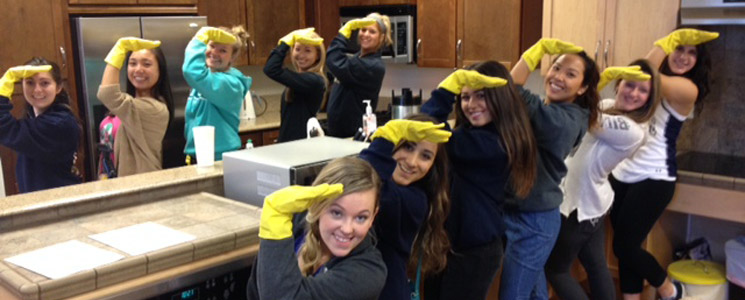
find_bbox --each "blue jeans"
[499,208,561,300]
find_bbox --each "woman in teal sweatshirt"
[182,26,252,162]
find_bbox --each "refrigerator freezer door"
[75,17,141,178]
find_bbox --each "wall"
[677,25,745,157]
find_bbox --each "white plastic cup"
[192,125,215,167]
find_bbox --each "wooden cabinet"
[69,0,196,4]
[417,0,522,69]
[339,0,415,7]
[197,0,249,65]
[239,129,280,148]
[542,0,680,71]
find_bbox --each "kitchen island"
[0,163,261,300]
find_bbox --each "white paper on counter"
[4,240,124,279]
[89,222,196,256]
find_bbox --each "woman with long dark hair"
[359,114,451,300]
[500,38,601,299]
[0,58,81,193]
[609,28,718,300]
[98,37,173,176]
[545,59,661,300]
[422,61,538,300]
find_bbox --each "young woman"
[325,12,391,138]
[182,26,252,162]
[264,27,326,142]
[609,28,718,300]
[545,60,661,300]
[97,37,173,176]
[359,115,451,300]
[500,38,600,299]
[246,156,387,300]
[422,61,538,300]
[0,58,81,193]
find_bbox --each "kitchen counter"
[0,163,262,300]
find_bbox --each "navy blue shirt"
[360,138,429,300]
[422,88,510,250]
[264,43,325,142]
[0,96,80,193]
[325,34,385,138]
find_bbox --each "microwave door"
[392,16,413,63]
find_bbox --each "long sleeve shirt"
[504,86,589,212]
[422,88,510,250]
[264,43,325,142]
[0,96,80,193]
[325,34,385,138]
[97,84,168,176]
[359,137,429,300]
[182,38,252,160]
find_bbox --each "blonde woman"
[326,12,392,138]
[246,157,387,300]
[264,28,327,142]
[182,26,252,162]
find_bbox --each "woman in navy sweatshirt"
[422,61,538,300]
[325,13,391,138]
[0,58,80,193]
[264,28,326,142]
[359,115,451,300]
[500,39,600,299]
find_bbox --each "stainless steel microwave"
[340,6,415,64]
[222,137,369,207]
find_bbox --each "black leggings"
[545,211,615,300]
[423,238,502,300]
[609,175,676,294]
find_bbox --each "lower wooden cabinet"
[239,129,279,148]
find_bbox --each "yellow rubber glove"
[295,30,324,47]
[597,66,652,90]
[654,28,719,55]
[339,18,376,39]
[521,38,584,71]
[438,69,508,95]
[371,119,452,145]
[259,183,344,240]
[0,65,53,98]
[278,27,316,46]
[194,26,237,45]
[104,37,161,69]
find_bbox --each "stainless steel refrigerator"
[73,16,207,178]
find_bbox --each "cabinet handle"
[250,40,256,53]
[603,40,610,69]
[594,40,601,63]
[59,47,67,69]
[416,38,422,58]
[456,39,463,68]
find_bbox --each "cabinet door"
[139,0,197,4]
[458,0,521,68]
[69,0,137,4]
[247,0,303,65]
[262,129,280,146]
[605,0,679,67]
[417,0,456,68]
[541,0,605,72]
[198,0,249,66]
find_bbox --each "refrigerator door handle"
[59,46,67,69]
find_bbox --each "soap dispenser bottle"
[362,100,377,139]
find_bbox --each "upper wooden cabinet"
[542,0,680,71]
[340,0,415,6]
[69,0,196,4]
[197,0,249,65]
[417,0,522,69]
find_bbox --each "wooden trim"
[67,5,197,15]
[667,183,745,224]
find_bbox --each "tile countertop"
[675,151,745,191]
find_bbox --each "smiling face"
[205,41,234,72]
[127,50,160,98]
[319,189,377,258]
[358,23,382,55]
[460,86,493,127]
[392,140,438,186]
[22,72,62,116]
[544,54,588,103]
[292,43,320,72]
[615,79,651,112]
[667,45,697,75]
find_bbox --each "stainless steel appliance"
[222,137,369,206]
[73,16,207,177]
[391,88,422,119]
[681,0,745,25]
[340,5,416,63]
